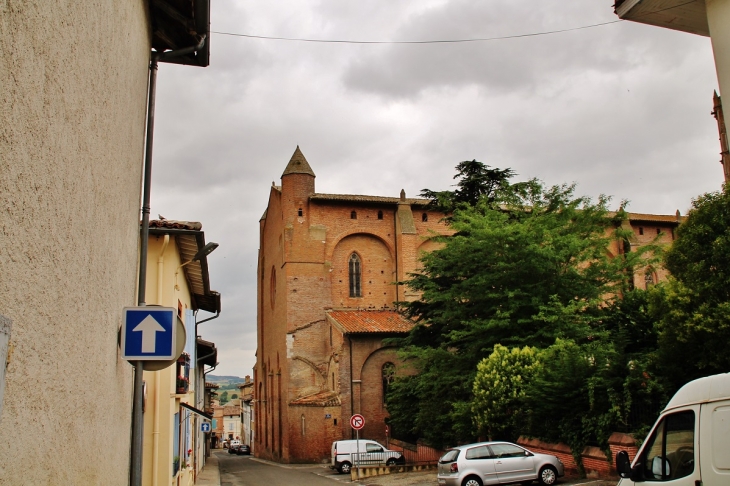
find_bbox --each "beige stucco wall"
[0,1,151,484]
[707,0,730,98]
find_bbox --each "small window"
[298,208,303,217]
[351,211,357,219]
[489,443,527,458]
[466,445,494,460]
[645,270,656,289]
[382,362,395,403]
[349,253,362,297]
[639,227,644,235]
[422,213,428,222]
[366,443,384,453]
[377,210,383,220]
[657,228,661,235]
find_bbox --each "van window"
[366,443,384,453]
[641,410,695,481]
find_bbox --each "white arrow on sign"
[133,315,166,353]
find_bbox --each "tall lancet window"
[349,253,362,297]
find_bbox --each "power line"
[211,20,623,45]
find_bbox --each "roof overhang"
[149,0,211,66]
[181,402,213,420]
[148,226,221,314]
[614,0,709,36]
[196,338,217,367]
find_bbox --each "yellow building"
[142,219,221,486]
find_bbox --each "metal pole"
[130,52,159,486]
[356,429,360,481]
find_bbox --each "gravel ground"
[350,470,618,486]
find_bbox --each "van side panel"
[701,401,730,485]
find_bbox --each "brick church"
[253,147,450,463]
[253,147,684,464]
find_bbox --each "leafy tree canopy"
[387,161,657,449]
[651,187,730,390]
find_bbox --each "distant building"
[255,147,685,464]
[240,376,255,448]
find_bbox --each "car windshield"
[440,450,460,463]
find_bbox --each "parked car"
[236,444,251,455]
[227,440,242,454]
[331,439,405,474]
[437,441,564,486]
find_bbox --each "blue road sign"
[201,422,211,433]
[122,307,177,360]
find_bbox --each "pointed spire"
[282,146,315,178]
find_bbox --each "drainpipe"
[151,235,169,486]
[131,35,207,486]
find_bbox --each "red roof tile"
[327,310,414,334]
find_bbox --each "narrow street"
[212,449,618,486]
[215,450,346,486]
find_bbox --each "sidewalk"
[195,452,220,486]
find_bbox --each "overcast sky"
[150,1,722,378]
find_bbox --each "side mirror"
[616,451,632,478]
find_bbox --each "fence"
[387,438,443,465]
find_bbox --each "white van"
[615,373,730,486]
[330,439,405,474]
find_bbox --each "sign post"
[350,414,365,480]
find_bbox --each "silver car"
[437,441,564,486]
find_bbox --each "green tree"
[231,393,238,400]
[651,187,730,391]
[472,345,541,441]
[388,165,655,448]
[220,390,229,404]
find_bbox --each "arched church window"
[382,362,395,403]
[645,269,656,289]
[377,210,383,220]
[298,208,303,217]
[422,213,428,222]
[351,211,357,220]
[349,253,361,297]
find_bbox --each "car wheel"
[386,458,397,466]
[339,462,352,474]
[462,476,483,486]
[538,466,558,486]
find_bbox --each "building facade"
[255,147,685,464]
[141,219,221,486]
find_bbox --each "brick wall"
[517,432,638,478]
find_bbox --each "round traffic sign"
[350,414,365,430]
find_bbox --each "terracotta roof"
[290,390,341,407]
[222,405,241,416]
[205,382,220,389]
[148,219,202,231]
[282,146,315,177]
[327,310,415,334]
[626,212,684,224]
[310,193,431,206]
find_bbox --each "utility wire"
[210,20,622,45]
[209,0,697,46]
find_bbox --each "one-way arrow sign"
[122,307,176,360]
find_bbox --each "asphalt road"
[215,450,348,486]
[214,450,618,486]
